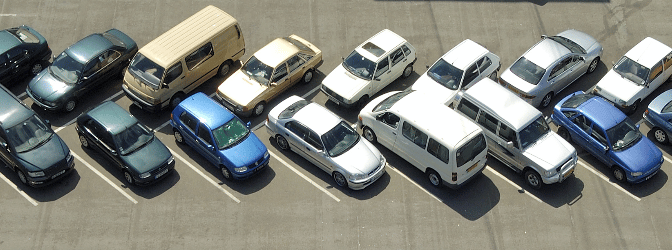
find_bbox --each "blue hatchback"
[170,92,270,180]
[644,89,672,144]
[551,91,663,183]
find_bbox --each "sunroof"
[362,42,385,57]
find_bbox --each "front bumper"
[25,87,62,111]
[122,84,165,113]
[541,159,576,185]
[347,161,387,190]
[26,157,75,187]
[229,153,271,180]
[216,93,254,117]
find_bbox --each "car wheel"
[79,134,90,148]
[557,127,571,143]
[31,62,44,75]
[427,169,442,187]
[587,57,600,74]
[357,95,369,109]
[253,102,265,117]
[332,172,347,188]
[221,166,232,180]
[363,127,377,143]
[276,135,289,150]
[123,171,134,185]
[613,166,626,183]
[302,69,314,84]
[626,100,639,115]
[16,170,28,186]
[540,92,553,108]
[174,130,185,144]
[64,100,77,112]
[218,61,232,77]
[170,93,185,109]
[653,128,669,144]
[524,169,542,189]
[402,64,413,78]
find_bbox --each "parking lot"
[1,0,672,249]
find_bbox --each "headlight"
[350,173,366,181]
[66,151,74,162]
[379,155,385,167]
[631,172,643,177]
[615,98,627,107]
[166,156,175,165]
[543,169,556,177]
[28,171,45,177]
[264,151,270,159]
[234,166,248,173]
[139,172,151,178]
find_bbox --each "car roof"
[523,38,570,69]
[356,29,407,61]
[441,39,489,70]
[66,33,113,64]
[87,101,138,135]
[178,92,234,129]
[292,102,342,135]
[254,37,301,68]
[624,37,672,68]
[575,96,626,129]
[0,30,21,54]
[392,91,481,147]
[648,89,672,113]
[0,85,32,129]
[463,78,541,131]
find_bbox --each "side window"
[477,111,498,133]
[185,42,214,70]
[287,55,306,73]
[87,120,113,147]
[562,111,577,118]
[390,48,405,67]
[179,111,198,132]
[374,58,390,78]
[286,121,306,138]
[305,130,323,150]
[457,99,479,121]
[197,123,213,146]
[591,125,608,146]
[100,50,121,68]
[463,63,479,85]
[549,58,569,79]
[649,60,664,82]
[298,53,313,62]
[664,52,672,70]
[572,115,591,132]
[402,122,428,148]
[427,138,449,164]
[6,49,24,62]
[498,123,519,148]
[82,60,98,77]
[164,62,183,85]
[234,25,241,39]
[401,45,411,56]
[378,112,400,129]
[0,53,8,65]
[272,63,288,83]
[477,56,493,72]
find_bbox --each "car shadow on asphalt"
[0,165,79,202]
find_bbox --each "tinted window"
[427,138,449,164]
[128,53,165,89]
[509,57,545,85]
[498,123,518,148]
[457,99,479,121]
[402,122,428,148]
[378,112,400,129]
[185,43,213,70]
[321,121,359,157]
[426,59,463,90]
[197,123,213,146]
[212,117,250,150]
[279,100,309,119]
[375,57,389,78]
[561,93,595,108]
[287,55,306,73]
[463,64,479,86]
[112,122,153,155]
[456,134,486,167]
[390,48,405,67]
[373,90,414,112]
[179,111,198,132]
[477,111,498,133]
[5,115,53,153]
[272,63,288,83]
[164,62,183,85]
[477,56,492,72]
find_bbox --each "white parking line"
[167,148,240,203]
[17,92,27,99]
[72,152,138,204]
[0,170,39,206]
[385,164,442,203]
[486,166,543,203]
[53,91,125,133]
[663,156,672,165]
[268,151,340,202]
[577,161,641,201]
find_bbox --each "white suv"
[321,29,416,108]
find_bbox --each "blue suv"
[170,93,269,180]
[551,91,663,183]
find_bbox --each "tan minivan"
[122,5,245,112]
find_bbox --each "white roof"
[624,37,672,68]
[391,91,482,148]
[294,102,343,135]
[523,39,570,69]
[442,39,489,70]
[355,29,407,61]
[463,78,541,131]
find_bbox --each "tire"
[174,130,185,144]
[402,64,413,78]
[333,172,347,188]
[218,61,232,77]
[123,171,134,185]
[16,170,28,186]
[653,128,669,144]
[79,134,90,148]
[587,57,600,74]
[301,69,314,84]
[253,102,265,117]
[221,166,232,180]
[363,127,377,143]
[64,99,77,112]
[170,93,185,109]
[357,95,369,109]
[276,135,289,150]
[613,167,626,183]
[427,169,442,187]
[524,169,542,189]
[557,127,571,143]
[540,92,553,108]
[625,100,639,115]
[31,62,44,75]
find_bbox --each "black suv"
[0,25,51,86]
[0,84,74,187]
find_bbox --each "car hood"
[614,137,662,172]
[220,133,267,167]
[217,70,266,107]
[322,64,370,100]
[410,73,458,103]
[523,132,575,171]
[28,69,74,102]
[595,70,643,105]
[121,137,171,174]
[16,134,68,171]
[500,69,538,94]
[331,139,380,175]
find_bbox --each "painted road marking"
[0,170,39,206]
[486,166,543,203]
[53,91,125,133]
[168,148,240,203]
[577,161,640,201]
[385,163,442,203]
[72,152,138,204]
[268,150,340,202]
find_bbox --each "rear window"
[456,134,487,167]
[509,57,545,85]
[561,93,595,109]
[663,100,672,113]
[279,100,309,119]
[283,37,311,52]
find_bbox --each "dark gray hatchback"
[0,84,74,187]
[0,25,52,86]
[75,101,174,185]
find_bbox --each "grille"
[367,163,382,177]
[322,86,344,103]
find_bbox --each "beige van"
[122,5,245,112]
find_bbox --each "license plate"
[155,168,169,179]
[646,170,658,181]
[563,168,574,178]
[52,169,66,179]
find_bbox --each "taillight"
[452,172,457,181]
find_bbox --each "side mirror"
[541,35,548,39]
[426,65,430,69]
[161,83,169,89]
[636,123,641,129]
[270,82,278,87]
[44,120,51,126]
[603,145,609,153]
[341,57,345,61]
[110,149,117,155]
[580,56,586,62]
[52,54,57,61]
[246,121,251,128]
[0,141,7,150]
[506,141,514,150]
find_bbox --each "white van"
[122,5,245,112]
[357,90,488,189]
[453,78,577,189]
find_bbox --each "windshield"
[427,59,464,90]
[321,121,360,157]
[519,116,550,149]
[113,122,154,155]
[613,56,649,85]
[5,115,54,153]
[373,90,414,112]
[212,117,250,150]
[343,50,376,80]
[548,36,586,54]
[128,53,165,89]
[607,118,642,151]
[50,52,84,84]
[241,56,273,86]
[509,57,545,85]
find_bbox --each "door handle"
[392,132,396,135]
[306,147,311,151]
[403,59,407,62]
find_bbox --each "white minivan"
[357,90,488,188]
